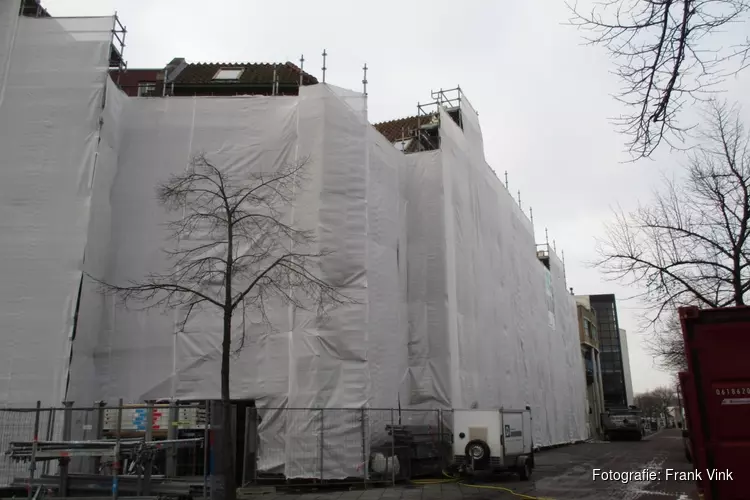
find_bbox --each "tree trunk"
[222,218,236,500]
[221,310,235,500]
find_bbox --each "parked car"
[602,408,644,441]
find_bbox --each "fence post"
[166,400,179,477]
[59,401,74,496]
[113,398,123,500]
[203,400,210,500]
[319,408,324,481]
[242,405,258,487]
[27,401,41,500]
[361,408,367,488]
[435,408,440,462]
[390,408,395,487]
[94,401,107,474]
[143,400,154,496]
[42,405,54,475]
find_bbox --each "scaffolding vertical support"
[299,54,305,88]
[362,64,368,97]
[415,102,421,152]
[111,13,127,85]
[27,401,41,500]
[321,50,327,84]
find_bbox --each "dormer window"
[137,82,156,97]
[213,68,244,80]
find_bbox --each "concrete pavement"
[252,429,699,499]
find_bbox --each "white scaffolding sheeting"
[68,84,404,479]
[402,98,587,446]
[0,7,587,481]
[0,12,114,407]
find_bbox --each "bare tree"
[651,386,677,423]
[567,0,750,159]
[634,391,660,416]
[595,100,750,328]
[644,313,689,372]
[635,386,676,423]
[94,153,352,500]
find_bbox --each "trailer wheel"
[464,439,491,467]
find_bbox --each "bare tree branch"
[644,314,689,372]
[566,0,750,160]
[595,100,750,328]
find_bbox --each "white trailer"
[451,408,534,480]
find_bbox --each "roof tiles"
[172,61,317,86]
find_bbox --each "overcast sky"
[45,0,750,395]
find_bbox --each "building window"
[213,68,244,80]
[137,82,156,97]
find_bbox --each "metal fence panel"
[1,402,210,489]
[2,403,454,487]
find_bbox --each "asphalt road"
[260,428,700,499]
[495,428,699,500]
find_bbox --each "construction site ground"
[269,428,698,499]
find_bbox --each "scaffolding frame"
[414,87,464,152]
[18,3,128,84]
[110,13,127,84]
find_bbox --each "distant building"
[575,297,606,439]
[576,294,629,408]
[619,328,634,406]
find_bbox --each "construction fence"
[0,402,452,492]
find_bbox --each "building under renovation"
[0,1,588,481]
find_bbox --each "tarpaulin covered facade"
[0,4,586,480]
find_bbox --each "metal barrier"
[2,403,453,490]
[251,407,451,485]
[1,401,210,495]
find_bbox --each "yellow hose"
[457,481,555,500]
[409,470,555,500]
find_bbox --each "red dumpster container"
[679,306,750,500]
